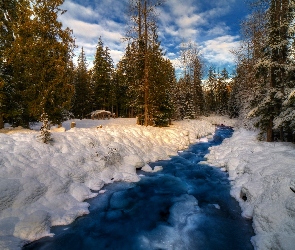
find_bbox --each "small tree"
[38,112,52,144]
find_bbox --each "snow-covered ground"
[205,129,295,250]
[0,116,232,250]
[2,115,293,250]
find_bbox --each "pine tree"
[148,45,175,126]
[38,111,52,144]
[72,47,91,119]
[230,0,268,127]
[126,0,165,126]
[92,37,114,111]
[1,0,26,127]
[115,44,140,117]
[0,0,18,128]
[249,0,294,141]
[179,41,204,119]
[204,67,217,113]
[7,0,75,126]
[217,68,230,114]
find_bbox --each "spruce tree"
[180,41,204,119]
[115,45,139,117]
[217,68,230,114]
[0,0,17,128]
[249,0,294,141]
[148,45,175,126]
[38,111,52,144]
[127,0,165,126]
[204,67,217,113]
[230,0,268,127]
[92,37,114,111]
[7,0,75,126]
[72,47,91,119]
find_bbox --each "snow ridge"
[0,117,219,249]
[206,129,295,250]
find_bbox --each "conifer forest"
[1,0,295,142]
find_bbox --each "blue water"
[23,126,254,250]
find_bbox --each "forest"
[0,0,294,142]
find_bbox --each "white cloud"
[61,1,100,21]
[59,0,243,73]
[60,0,126,67]
[200,35,240,64]
[206,23,230,36]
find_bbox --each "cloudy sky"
[60,0,249,77]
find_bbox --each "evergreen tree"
[115,44,140,117]
[179,41,204,119]
[230,0,268,127]
[0,0,17,128]
[127,0,165,126]
[38,111,52,144]
[149,46,175,126]
[111,66,130,117]
[72,47,91,119]
[92,37,114,111]
[249,0,294,141]
[217,68,230,114]
[204,67,217,113]
[7,0,75,126]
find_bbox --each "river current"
[24,126,254,250]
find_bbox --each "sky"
[59,0,250,78]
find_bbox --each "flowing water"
[24,126,254,250]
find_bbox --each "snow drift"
[0,117,222,250]
[205,129,295,250]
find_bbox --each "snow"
[0,116,223,250]
[3,115,293,250]
[205,128,295,250]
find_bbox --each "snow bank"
[0,117,225,249]
[205,129,295,250]
[200,115,237,127]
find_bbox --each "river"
[24,126,254,250]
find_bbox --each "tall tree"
[217,68,230,114]
[116,43,141,117]
[249,0,294,141]
[92,37,114,111]
[0,0,17,128]
[7,0,75,126]
[72,47,91,119]
[204,67,217,113]
[230,0,268,127]
[179,41,204,118]
[127,0,165,126]
[148,44,175,126]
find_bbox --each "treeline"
[0,0,234,129]
[229,0,295,142]
[0,0,75,128]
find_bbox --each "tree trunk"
[143,0,149,126]
[0,113,4,129]
[267,118,273,142]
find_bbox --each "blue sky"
[60,0,249,77]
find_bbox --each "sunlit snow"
[1,116,293,250]
[205,129,295,250]
[0,116,227,249]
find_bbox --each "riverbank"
[24,125,254,250]
[205,129,295,250]
[0,116,233,250]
